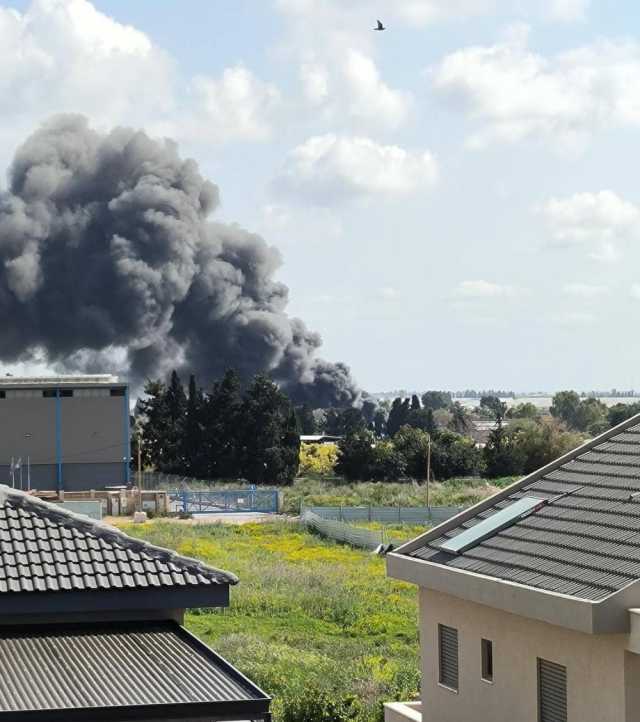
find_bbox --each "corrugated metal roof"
[0,622,269,719]
[0,485,236,594]
[407,417,640,601]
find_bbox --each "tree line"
[136,370,300,484]
[136,375,640,486]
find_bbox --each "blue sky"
[2,0,640,392]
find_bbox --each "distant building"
[0,375,130,491]
[386,412,640,722]
[300,434,342,444]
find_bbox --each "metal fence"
[169,488,280,514]
[301,505,463,524]
[301,510,405,551]
[300,504,463,551]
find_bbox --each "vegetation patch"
[120,519,420,722]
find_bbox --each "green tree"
[323,407,367,436]
[137,380,168,470]
[295,405,317,435]
[335,431,376,481]
[574,397,608,434]
[373,409,387,437]
[550,391,582,428]
[483,424,524,478]
[431,430,482,480]
[239,375,300,485]
[386,398,410,437]
[408,406,437,434]
[506,402,539,420]
[421,391,452,411]
[506,418,584,474]
[393,426,430,479]
[449,401,472,433]
[608,402,640,428]
[371,441,407,481]
[183,374,205,476]
[203,369,244,479]
[480,395,507,422]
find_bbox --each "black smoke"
[0,115,359,407]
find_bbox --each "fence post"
[340,505,343,522]
[398,504,401,523]
[368,505,372,522]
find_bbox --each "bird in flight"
[374,19,385,31]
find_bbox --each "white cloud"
[184,67,281,143]
[540,191,640,261]
[274,134,438,205]
[277,0,586,27]
[0,0,281,161]
[294,50,410,131]
[631,285,640,300]
[548,0,589,22]
[552,310,596,325]
[562,283,609,298]
[341,49,411,129]
[453,280,518,298]
[432,31,640,150]
[388,0,495,25]
[0,0,172,128]
[379,287,400,300]
[277,1,411,130]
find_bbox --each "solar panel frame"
[439,496,547,554]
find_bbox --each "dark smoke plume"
[0,115,359,407]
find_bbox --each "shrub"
[299,443,339,477]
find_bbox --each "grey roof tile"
[0,485,237,595]
[407,413,640,601]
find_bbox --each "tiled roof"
[407,415,640,602]
[0,485,237,594]
[0,621,269,719]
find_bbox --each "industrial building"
[0,375,130,491]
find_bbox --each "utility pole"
[426,434,431,510]
[137,433,143,513]
[24,434,32,492]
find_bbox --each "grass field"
[120,519,420,722]
[283,475,516,514]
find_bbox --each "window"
[481,639,493,682]
[438,624,459,691]
[76,388,110,398]
[42,389,57,398]
[110,388,126,397]
[60,389,73,397]
[538,658,567,722]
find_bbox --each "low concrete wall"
[384,701,422,722]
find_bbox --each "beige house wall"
[420,588,631,722]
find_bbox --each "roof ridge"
[0,485,238,585]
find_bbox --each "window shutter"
[438,624,459,690]
[538,658,567,722]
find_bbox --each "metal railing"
[301,504,463,524]
[301,510,404,551]
[168,488,279,514]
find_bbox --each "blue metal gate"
[169,486,279,514]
